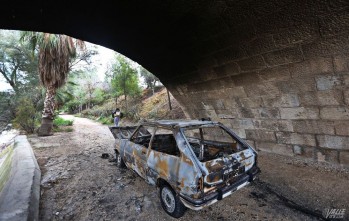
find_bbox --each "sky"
[0,43,118,91]
[88,43,116,81]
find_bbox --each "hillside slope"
[138,87,186,120]
[80,87,186,124]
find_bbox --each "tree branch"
[0,65,11,83]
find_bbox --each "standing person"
[112,108,122,126]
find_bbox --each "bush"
[54,116,74,126]
[13,98,39,134]
[97,116,113,125]
[80,98,115,119]
[65,100,81,113]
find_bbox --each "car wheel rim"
[162,187,175,213]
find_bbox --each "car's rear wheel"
[160,184,186,218]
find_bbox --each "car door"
[147,127,181,186]
[129,125,156,179]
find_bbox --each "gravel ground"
[28,115,349,221]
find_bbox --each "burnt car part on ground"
[109,120,260,218]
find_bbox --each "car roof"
[141,120,218,128]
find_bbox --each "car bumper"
[179,165,260,210]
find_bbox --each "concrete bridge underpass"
[1,0,348,167]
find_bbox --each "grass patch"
[64,127,74,132]
[53,116,74,132]
[54,116,74,126]
[53,126,74,132]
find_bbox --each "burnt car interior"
[151,135,179,156]
[130,126,153,147]
[184,126,247,162]
[110,126,138,139]
[131,126,180,156]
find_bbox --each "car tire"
[116,153,126,168]
[159,184,186,218]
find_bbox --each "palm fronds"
[20,32,85,89]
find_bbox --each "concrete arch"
[1,0,348,166]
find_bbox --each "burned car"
[109,120,260,218]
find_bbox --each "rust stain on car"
[182,155,194,166]
[157,158,169,177]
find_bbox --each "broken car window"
[183,125,245,161]
[151,127,180,156]
[130,126,156,148]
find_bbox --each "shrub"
[65,100,81,113]
[13,98,39,133]
[97,116,113,125]
[80,98,115,119]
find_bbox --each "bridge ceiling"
[0,0,314,80]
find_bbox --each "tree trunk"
[123,77,127,111]
[38,85,56,136]
[167,88,172,110]
[125,95,128,112]
[88,91,92,109]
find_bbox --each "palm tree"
[21,32,84,136]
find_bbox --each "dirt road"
[28,115,349,220]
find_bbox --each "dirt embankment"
[28,115,349,221]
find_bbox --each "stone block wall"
[165,0,349,167]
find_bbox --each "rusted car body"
[109,120,260,218]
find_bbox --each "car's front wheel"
[160,184,186,218]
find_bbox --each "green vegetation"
[13,97,40,133]
[0,144,13,158]
[97,116,113,125]
[0,30,95,134]
[52,116,74,132]
[20,32,86,136]
[79,87,185,124]
[0,29,183,134]
[0,30,42,132]
[0,30,38,93]
[110,55,141,111]
[0,145,14,192]
[53,126,74,133]
[140,66,159,95]
[53,116,73,126]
